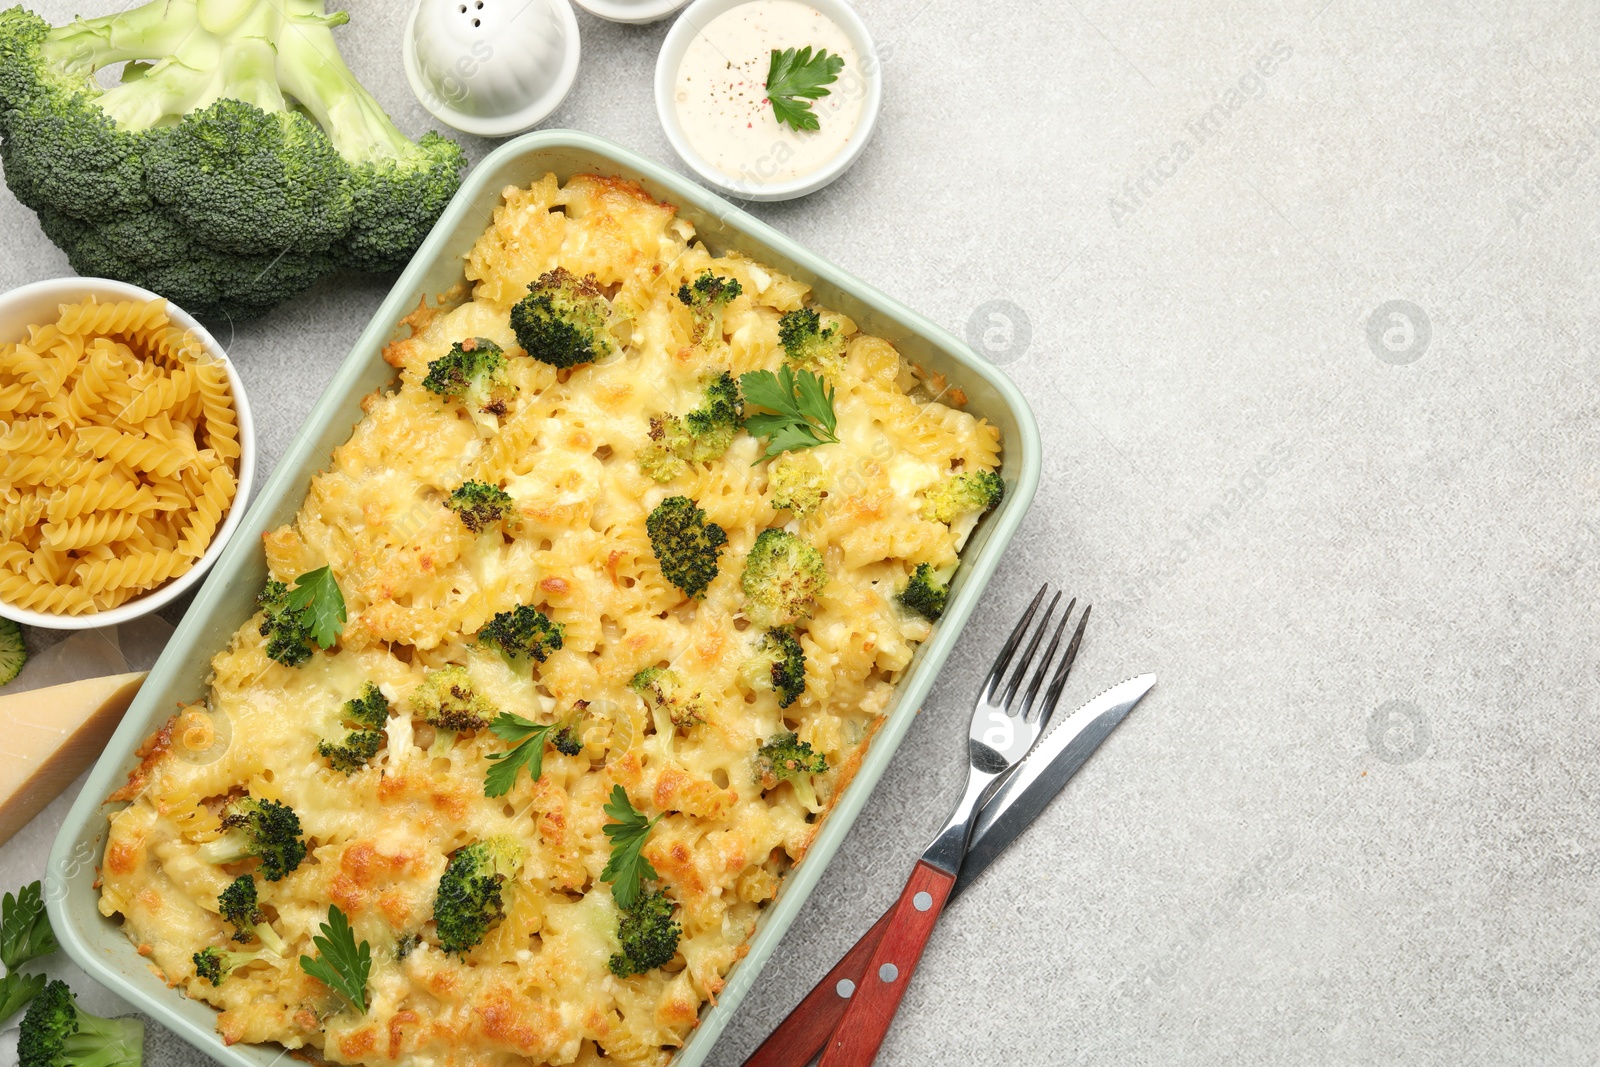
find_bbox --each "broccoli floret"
[677,270,743,346]
[899,562,952,622]
[317,682,389,774]
[394,933,421,961]
[629,666,704,729]
[411,665,495,752]
[755,731,828,812]
[552,722,584,756]
[638,372,745,482]
[777,308,847,373]
[446,480,513,533]
[768,450,829,518]
[200,799,306,882]
[477,605,564,665]
[510,267,614,369]
[921,471,1004,524]
[608,890,681,977]
[741,529,826,629]
[192,945,264,985]
[647,496,727,599]
[18,979,143,1067]
[0,617,26,685]
[257,579,313,666]
[742,629,806,708]
[432,839,523,954]
[0,2,465,320]
[422,338,514,419]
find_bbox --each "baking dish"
[44,129,1041,1067]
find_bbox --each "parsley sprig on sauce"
[766,46,845,131]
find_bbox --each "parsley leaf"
[739,366,839,460]
[282,566,346,650]
[299,905,371,1014]
[0,882,55,971]
[600,785,662,910]
[766,46,845,132]
[484,713,561,797]
[0,971,43,1021]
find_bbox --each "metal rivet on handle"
[913,891,932,911]
[879,963,899,983]
[836,979,855,998]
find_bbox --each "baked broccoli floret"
[411,665,495,752]
[422,338,514,419]
[200,799,306,882]
[257,579,313,666]
[551,721,585,756]
[629,666,704,729]
[677,270,742,346]
[446,480,513,533]
[741,529,826,629]
[768,450,828,517]
[317,682,389,774]
[899,562,952,622]
[608,890,681,977]
[0,617,26,685]
[214,874,287,955]
[778,308,846,373]
[394,933,421,961]
[510,267,614,369]
[18,979,143,1067]
[192,945,263,985]
[755,731,828,812]
[432,838,523,954]
[638,372,745,481]
[921,471,1004,524]
[742,628,806,708]
[646,496,727,599]
[477,605,564,665]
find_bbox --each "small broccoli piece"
[629,666,703,729]
[607,890,682,977]
[18,979,143,1067]
[0,617,26,686]
[446,480,513,533]
[741,529,826,629]
[317,682,389,774]
[778,308,847,373]
[510,267,614,369]
[477,605,564,665]
[768,450,829,517]
[257,579,313,667]
[411,665,495,752]
[741,629,806,708]
[422,337,514,418]
[899,562,952,622]
[755,731,828,812]
[395,933,421,961]
[432,838,523,954]
[646,496,727,599]
[677,270,743,346]
[638,372,745,482]
[921,471,1004,524]
[200,799,306,882]
[552,722,584,756]
[192,946,263,985]
[216,874,288,956]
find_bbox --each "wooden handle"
[742,909,894,1067]
[817,861,955,1067]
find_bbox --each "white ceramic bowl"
[654,0,882,201]
[573,0,687,24]
[0,276,256,630]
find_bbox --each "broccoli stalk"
[608,890,681,977]
[192,945,265,985]
[0,1,465,320]
[638,372,746,482]
[199,799,307,882]
[477,605,565,669]
[510,267,615,369]
[317,682,389,774]
[410,665,495,754]
[921,471,1004,524]
[777,308,847,374]
[740,529,827,629]
[646,496,728,599]
[755,732,828,813]
[446,480,514,533]
[18,980,143,1067]
[422,338,515,429]
[900,562,954,622]
[677,270,742,346]
[741,628,806,708]
[432,839,523,954]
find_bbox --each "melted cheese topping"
[97,173,1002,1067]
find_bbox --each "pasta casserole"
[97,173,1002,1066]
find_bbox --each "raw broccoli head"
[629,666,704,728]
[432,838,523,954]
[921,471,1004,524]
[192,945,261,985]
[411,665,495,735]
[510,267,615,369]
[646,496,728,599]
[638,372,746,481]
[422,338,514,417]
[257,579,313,667]
[900,562,951,622]
[777,308,847,372]
[317,683,389,774]
[755,731,828,811]
[741,529,827,629]
[677,269,743,346]
[446,480,513,533]
[608,890,681,977]
[742,628,806,708]
[19,979,144,1067]
[768,450,829,518]
[477,605,564,665]
[0,2,465,320]
[200,798,306,882]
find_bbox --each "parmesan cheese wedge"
[0,671,146,846]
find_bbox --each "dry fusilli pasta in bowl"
[0,277,256,627]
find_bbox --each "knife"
[741,672,1157,1067]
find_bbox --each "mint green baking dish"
[45,129,1040,1067]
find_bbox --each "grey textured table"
[4,1,1599,1064]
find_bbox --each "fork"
[814,584,1081,1067]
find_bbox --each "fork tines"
[984,584,1091,727]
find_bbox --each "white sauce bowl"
[655,0,882,201]
[573,0,690,24]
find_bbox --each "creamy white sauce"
[674,0,864,186]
